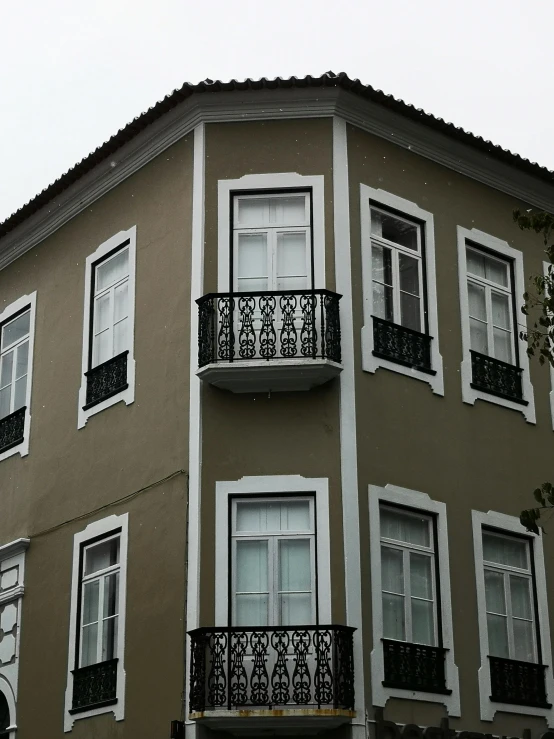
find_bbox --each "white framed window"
[361,186,443,395]
[369,484,460,716]
[0,293,37,462]
[472,510,553,722]
[231,497,316,626]
[78,228,136,429]
[457,227,535,422]
[64,514,128,731]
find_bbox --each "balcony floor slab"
[197,359,342,393]
[189,708,355,734]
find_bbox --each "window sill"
[470,382,528,406]
[69,698,118,715]
[82,383,129,411]
[373,351,437,376]
[489,696,551,709]
[383,681,452,695]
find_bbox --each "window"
[361,187,443,395]
[65,514,128,730]
[0,693,9,739]
[231,497,315,626]
[0,293,36,460]
[472,510,553,721]
[457,228,534,421]
[369,485,459,715]
[78,228,136,429]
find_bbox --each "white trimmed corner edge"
[0,292,37,463]
[368,484,460,716]
[77,227,137,429]
[360,186,444,396]
[457,227,535,423]
[64,513,129,732]
[214,475,331,625]
[471,509,554,724]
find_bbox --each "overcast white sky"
[1,0,552,224]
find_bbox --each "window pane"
[237,233,268,286]
[236,594,268,627]
[2,311,30,350]
[399,253,420,296]
[81,623,98,666]
[114,318,129,356]
[372,244,393,286]
[13,376,27,411]
[412,598,435,645]
[271,196,306,225]
[114,282,129,322]
[236,502,264,532]
[279,593,312,625]
[380,508,430,547]
[96,249,129,292]
[103,572,119,618]
[485,570,506,614]
[410,553,432,599]
[400,292,421,331]
[102,615,118,661]
[483,533,528,569]
[470,318,489,355]
[237,278,268,293]
[467,249,486,278]
[82,580,100,625]
[94,293,111,333]
[85,538,120,576]
[0,387,10,420]
[0,351,13,389]
[492,292,511,329]
[373,282,394,322]
[279,539,311,591]
[513,619,536,662]
[381,546,404,594]
[510,575,532,619]
[383,593,405,640]
[493,327,513,364]
[468,282,487,320]
[237,198,269,226]
[93,330,111,367]
[236,501,310,533]
[276,232,307,277]
[280,501,310,531]
[485,255,509,287]
[236,540,268,592]
[371,210,418,250]
[15,341,29,380]
[487,613,509,657]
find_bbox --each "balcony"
[0,407,26,454]
[489,656,550,708]
[188,625,355,733]
[83,351,129,410]
[69,659,118,714]
[196,290,342,393]
[372,316,434,374]
[470,350,526,404]
[382,639,450,694]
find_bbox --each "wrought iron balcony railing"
[189,625,355,713]
[70,659,118,713]
[84,351,129,410]
[197,290,341,368]
[489,656,550,708]
[372,316,434,373]
[470,350,526,404]
[382,639,450,694]
[0,407,26,453]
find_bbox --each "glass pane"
[82,580,100,625]
[279,539,311,591]
[410,553,433,599]
[237,198,269,226]
[485,255,509,287]
[513,619,536,662]
[0,351,13,389]
[236,540,268,592]
[114,282,129,322]
[380,508,430,547]
[237,233,268,280]
[15,341,29,380]
[493,327,513,364]
[114,318,129,356]
[467,249,486,278]
[510,575,532,619]
[399,253,420,296]
[270,196,306,225]
[280,501,310,531]
[236,594,268,627]
[85,538,120,576]
[371,210,418,250]
[237,278,268,293]
[276,232,307,277]
[470,318,489,355]
[2,311,30,350]
[468,282,487,320]
[14,376,27,411]
[383,593,405,640]
[373,282,394,322]
[381,546,404,594]
[96,249,129,292]
[236,501,310,533]
[483,533,528,569]
[487,613,509,657]
[0,387,10,420]
[102,615,118,661]
[492,292,511,329]
[94,293,112,333]
[81,623,98,666]
[276,276,308,292]
[280,593,312,625]
[236,502,264,532]
[485,570,506,614]
[372,244,393,286]
[93,330,111,367]
[103,572,119,618]
[412,598,435,645]
[400,292,421,331]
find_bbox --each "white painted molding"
[471,509,554,724]
[0,539,29,561]
[77,227,136,429]
[333,116,365,738]
[360,185,444,395]
[457,227,535,422]
[368,484,461,716]
[217,173,325,291]
[214,475,331,625]
[64,513,129,731]
[0,293,37,463]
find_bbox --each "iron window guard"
[382,639,450,694]
[470,350,527,404]
[197,289,341,368]
[83,351,129,410]
[70,658,118,713]
[372,316,435,374]
[0,406,26,454]
[489,655,550,708]
[188,624,355,712]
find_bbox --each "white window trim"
[77,228,136,429]
[0,292,37,463]
[360,186,444,395]
[368,484,460,716]
[215,476,331,625]
[64,514,128,732]
[217,174,325,292]
[457,227,535,422]
[472,509,554,723]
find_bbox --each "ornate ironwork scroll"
[382,639,449,694]
[230,630,249,706]
[259,295,277,359]
[300,294,317,358]
[198,296,216,366]
[291,630,312,704]
[189,630,207,712]
[207,631,227,707]
[279,294,298,357]
[250,631,270,705]
[84,352,128,409]
[489,656,550,707]
[237,297,256,359]
[0,407,25,453]
[314,629,334,706]
[270,629,291,705]
[372,316,432,372]
[217,297,234,361]
[470,350,525,402]
[71,659,118,711]
[324,293,341,362]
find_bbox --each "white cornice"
[1,87,553,271]
[0,585,24,606]
[0,538,30,561]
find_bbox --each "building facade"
[0,72,553,739]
